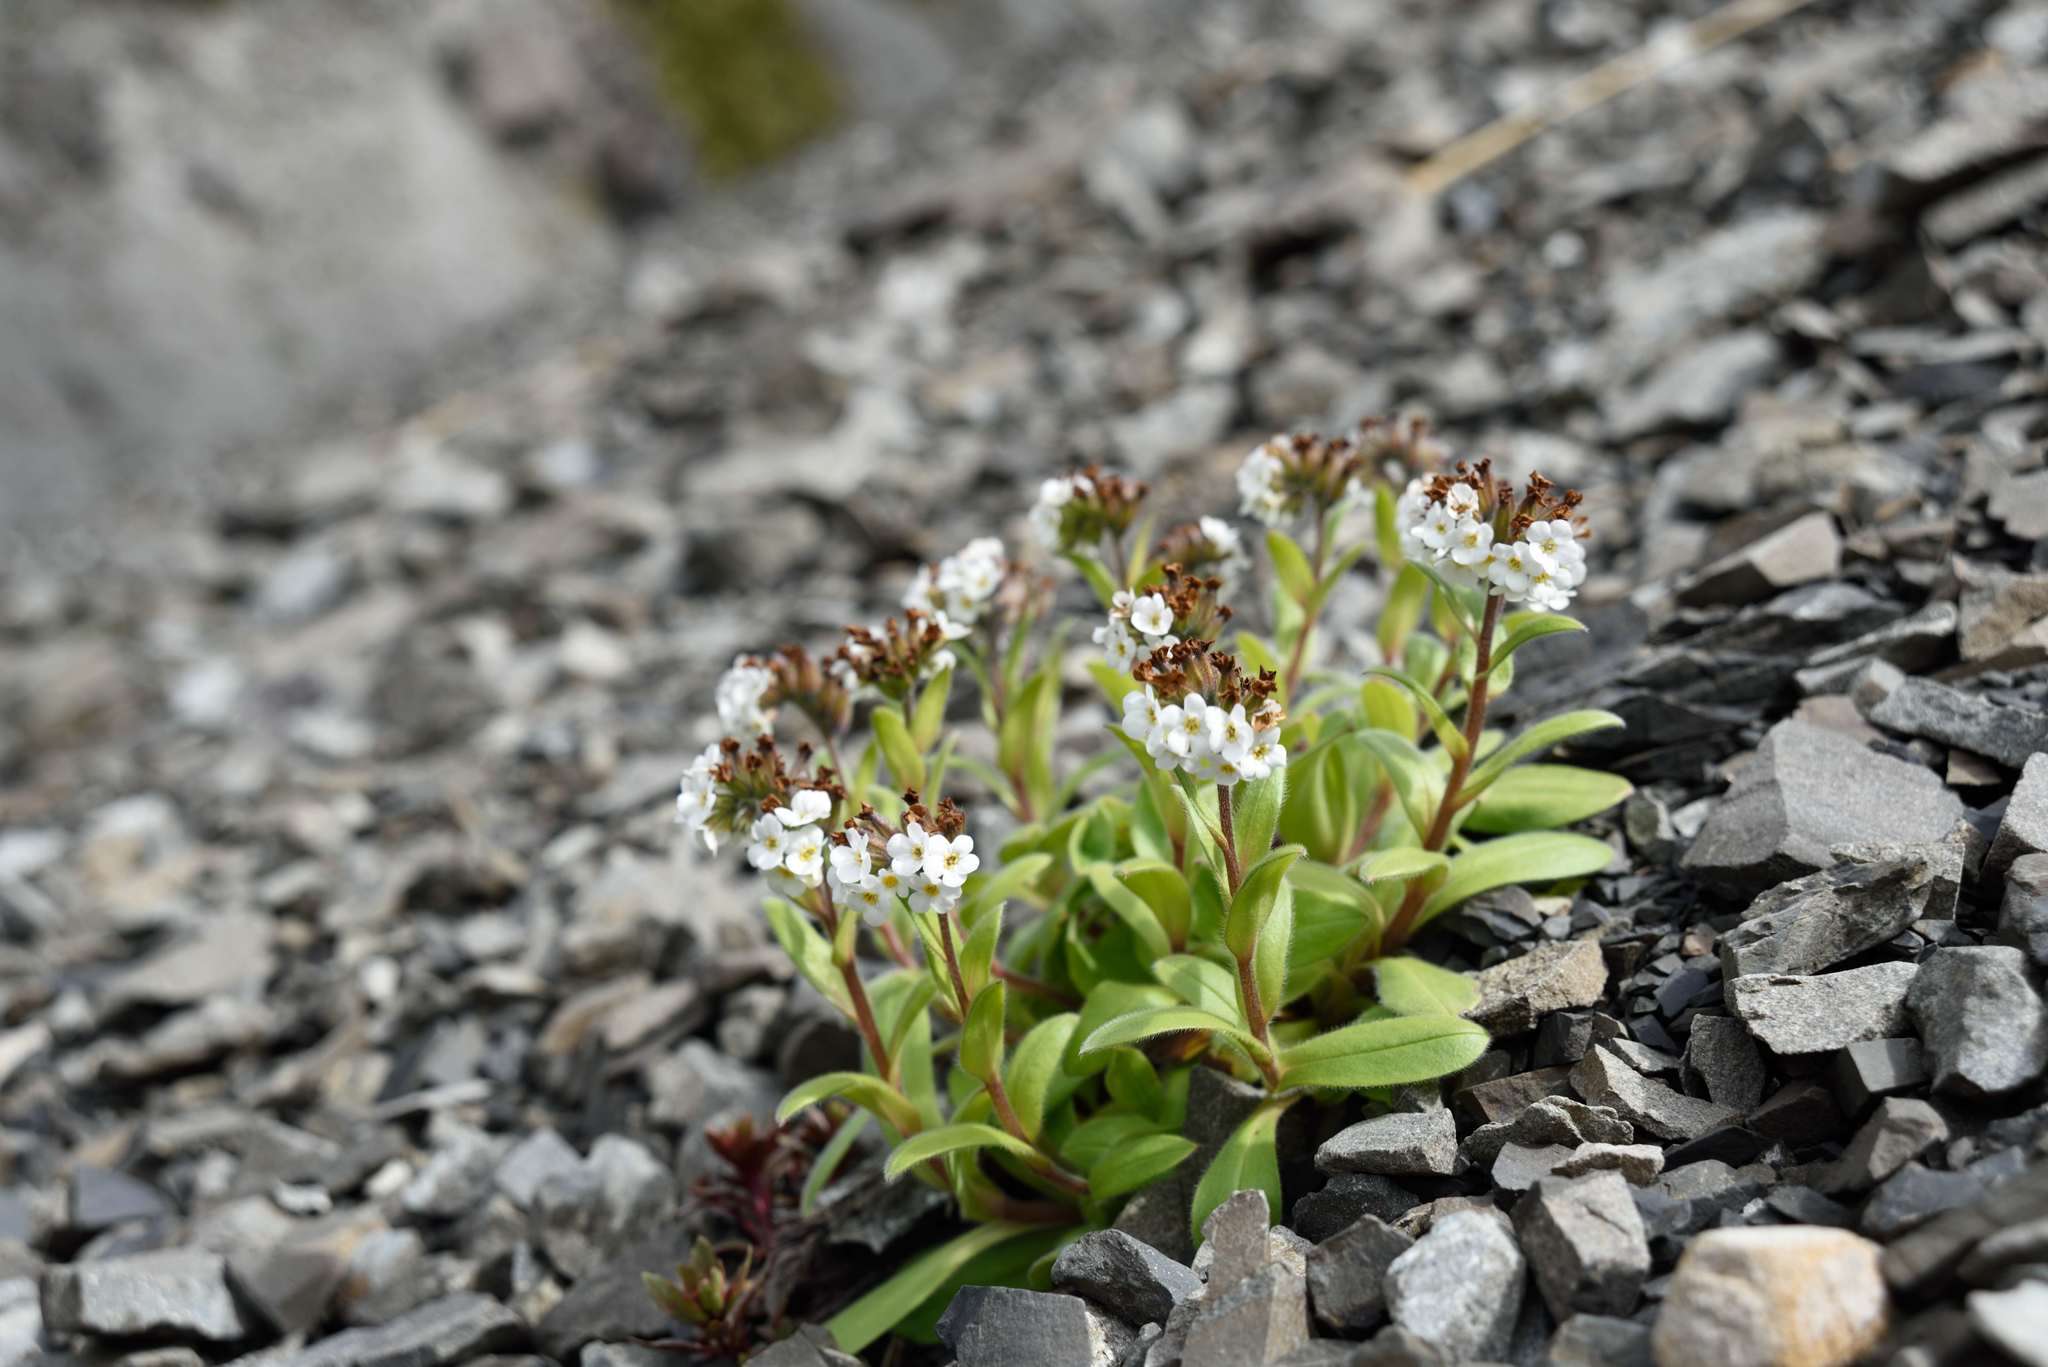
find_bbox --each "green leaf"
[1190,1097,1294,1243]
[1364,667,1467,760]
[1287,880,1374,994]
[1266,530,1316,606]
[1091,1134,1199,1201]
[1253,880,1293,1012]
[763,899,852,1016]
[884,1123,1040,1181]
[871,705,925,794]
[911,667,953,752]
[1170,776,1226,864]
[1152,954,1243,1022]
[1352,847,1450,887]
[960,981,1008,1085]
[1118,861,1192,949]
[1464,765,1634,834]
[825,1221,1043,1353]
[1410,560,1477,638]
[777,1072,922,1137]
[1079,1005,1268,1061]
[1003,1014,1080,1142]
[1224,844,1305,961]
[1279,1013,1489,1090]
[1229,768,1287,866]
[1348,730,1439,846]
[1489,612,1586,671]
[1064,552,1122,610]
[958,903,1004,998]
[1376,563,1430,664]
[962,853,1050,925]
[1087,865,1172,960]
[1236,632,1282,677]
[1061,1111,1166,1172]
[1359,675,1417,739]
[801,1109,869,1217]
[1419,831,1616,922]
[1373,484,1402,568]
[1066,981,1176,1078]
[1373,956,1480,1016]
[882,978,940,1068]
[1104,1047,1165,1115]
[1459,709,1625,801]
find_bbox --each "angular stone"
[1554,1144,1665,1185]
[1467,940,1608,1035]
[1306,1215,1412,1334]
[1652,1228,1888,1367]
[1677,512,1841,610]
[1990,755,2048,888]
[1290,1175,1418,1244]
[1908,945,2048,1099]
[1514,1173,1650,1319]
[1493,1142,1575,1193]
[1861,1164,1985,1241]
[40,1248,248,1344]
[1465,1095,1635,1167]
[1817,1097,1947,1196]
[744,1325,864,1367]
[1885,1159,2048,1297]
[284,1292,525,1367]
[1719,854,1951,980]
[2001,854,2048,969]
[1726,961,1919,1055]
[1970,1283,2048,1367]
[1183,1262,1310,1367]
[1316,1110,1457,1178]
[227,1243,346,1336]
[1198,1189,1276,1296]
[1681,1014,1766,1114]
[1385,1209,1525,1362]
[937,1286,1132,1367]
[1051,1230,1199,1327]
[492,1129,582,1211]
[1570,1047,1738,1141]
[1682,720,1964,897]
[1546,1313,1653,1367]
[1830,1038,1929,1118]
[1867,677,2048,770]
[1607,329,1784,442]
[65,1167,173,1236]
[1454,1066,1575,1128]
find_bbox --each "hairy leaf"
[1372,956,1480,1016]
[1092,1134,1198,1201]
[778,1072,921,1137]
[1003,1014,1081,1141]
[1279,1013,1489,1090]
[1190,1098,1294,1243]
[1418,831,1616,923]
[1464,764,1633,834]
[1224,844,1305,960]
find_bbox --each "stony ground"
[2,0,2048,1364]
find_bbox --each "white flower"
[715,659,775,735]
[1527,519,1586,588]
[908,874,959,915]
[1201,515,1252,587]
[871,864,913,902]
[915,536,1008,628]
[1236,439,1291,526]
[1418,505,1458,552]
[776,789,832,828]
[923,833,980,887]
[1442,479,1482,517]
[1146,702,1184,768]
[1242,729,1286,781]
[1208,702,1253,763]
[1095,618,1139,672]
[1129,594,1173,639]
[846,878,891,927]
[765,866,808,899]
[887,822,931,876]
[1447,517,1494,571]
[1165,696,1210,761]
[1489,542,1534,596]
[1120,685,1163,744]
[828,840,871,891]
[675,744,723,853]
[903,565,939,616]
[746,815,789,871]
[782,825,827,885]
[1394,479,1431,563]
[1031,477,1079,550]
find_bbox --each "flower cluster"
[1397,461,1587,610]
[1120,686,1286,786]
[1030,466,1148,554]
[715,646,854,739]
[715,659,776,735]
[744,787,838,897]
[1156,517,1251,594]
[676,737,839,860]
[1094,565,1233,674]
[904,537,1008,639]
[829,798,979,926]
[1236,431,1369,527]
[833,613,956,702]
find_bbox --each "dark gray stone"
[491,1129,582,1210]
[1726,961,1918,1055]
[1306,1215,1412,1334]
[1830,1038,1929,1118]
[937,1286,1132,1367]
[1908,946,2048,1099]
[2002,853,2048,970]
[1681,720,1964,897]
[1291,1176,1418,1244]
[1989,754,2048,888]
[535,1224,691,1361]
[284,1292,525,1367]
[1465,1096,1635,1171]
[1719,853,1953,980]
[1554,1144,1665,1186]
[64,1168,173,1239]
[40,1248,247,1344]
[1570,1047,1738,1141]
[1546,1313,1653,1367]
[746,1324,866,1366]
[1514,1173,1650,1319]
[1861,1163,1986,1241]
[1817,1097,1947,1196]
[1385,1208,1525,1362]
[1866,676,2048,770]
[227,1243,345,1336]
[1533,1012,1623,1068]
[1316,1110,1457,1178]
[1467,940,1608,1035]
[1051,1229,1199,1327]
[1182,1262,1311,1367]
[1680,1015,1765,1114]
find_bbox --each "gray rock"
[491,1129,582,1211]
[1726,961,1919,1055]
[400,1124,508,1220]
[1051,1230,1199,1327]
[1465,1096,1635,1167]
[1554,1144,1665,1186]
[65,1168,172,1236]
[1817,1097,1948,1195]
[1306,1215,1413,1334]
[1514,1173,1650,1319]
[2002,854,2048,969]
[1682,720,1964,897]
[1493,1143,1576,1192]
[937,1286,1132,1367]
[1990,755,2048,889]
[336,1228,439,1327]
[744,1324,864,1367]
[1602,210,1829,371]
[1830,1038,1929,1118]
[1385,1209,1526,1361]
[1969,1282,2048,1367]
[1606,329,1783,441]
[227,1243,345,1336]
[1467,939,1608,1035]
[1316,1110,1457,1178]
[284,1292,525,1367]
[1866,677,2048,770]
[1650,1227,1888,1367]
[534,1135,674,1280]
[1183,1263,1311,1367]
[535,1225,692,1360]
[1860,1163,1985,1241]
[40,1248,247,1343]
[1291,1175,1418,1244]
[1718,853,1951,980]
[1569,1047,1738,1141]
[1909,945,2048,1099]
[1674,511,1840,609]
[1680,1015,1766,1114]
[1545,1313,1653,1367]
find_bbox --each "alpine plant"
[665,417,1627,1356]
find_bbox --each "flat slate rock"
[1866,676,2048,770]
[1514,1172,1651,1320]
[1570,1047,1738,1141]
[1384,1208,1526,1363]
[1681,719,1964,897]
[1718,853,1949,979]
[1726,961,1919,1055]
[1051,1229,1199,1327]
[283,1293,524,1367]
[937,1286,1131,1367]
[1908,945,2048,1099]
[40,1248,247,1344]
[1466,939,1608,1035]
[1316,1109,1458,1178]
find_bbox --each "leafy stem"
[1280,516,1329,701]
[819,887,897,1090]
[1215,784,1244,894]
